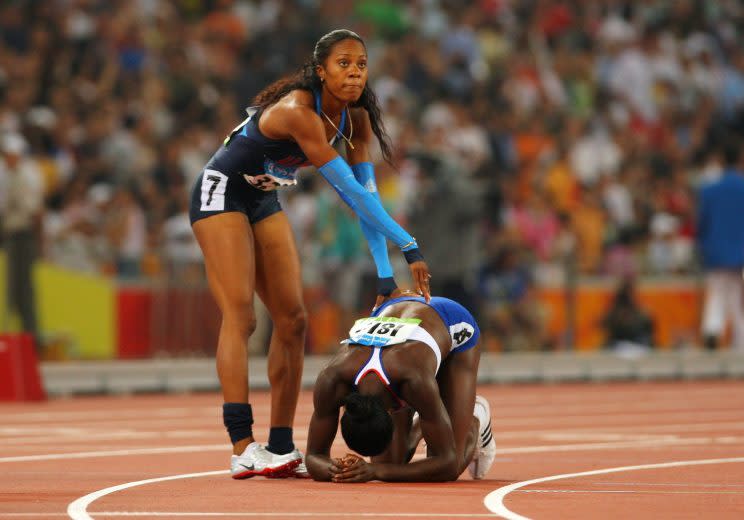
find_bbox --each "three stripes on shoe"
[480,418,493,448]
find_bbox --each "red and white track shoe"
[231,442,302,479]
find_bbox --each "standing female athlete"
[190,29,431,478]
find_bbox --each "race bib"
[343,316,422,347]
[200,169,228,211]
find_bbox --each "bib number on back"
[344,316,422,347]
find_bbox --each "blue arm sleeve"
[319,156,418,252]
[350,162,394,279]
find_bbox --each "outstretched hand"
[409,260,431,302]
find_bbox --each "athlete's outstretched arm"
[281,104,430,301]
[344,110,396,298]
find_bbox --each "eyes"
[338,59,367,69]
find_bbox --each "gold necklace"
[320,108,354,150]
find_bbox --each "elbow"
[443,463,460,482]
[438,455,460,482]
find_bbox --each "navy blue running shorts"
[189,168,282,225]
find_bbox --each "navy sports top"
[205,90,347,191]
[372,296,480,352]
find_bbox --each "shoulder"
[349,106,370,124]
[318,349,358,388]
[261,89,324,139]
[315,354,357,407]
[399,367,440,413]
[349,106,372,135]
[265,89,319,124]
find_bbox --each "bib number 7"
[200,169,228,211]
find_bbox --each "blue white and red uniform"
[350,296,480,406]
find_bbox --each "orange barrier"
[0,333,46,401]
[112,281,705,356]
[538,282,702,350]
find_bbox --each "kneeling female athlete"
[306,292,495,482]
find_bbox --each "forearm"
[371,454,459,482]
[319,157,418,252]
[350,162,397,294]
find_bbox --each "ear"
[316,65,325,83]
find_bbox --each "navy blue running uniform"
[190,92,347,225]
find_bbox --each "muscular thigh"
[252,211,304,318]
[192,212,255,313]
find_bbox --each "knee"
[274,306,308,340]
[222,299,257,339]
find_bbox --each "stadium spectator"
[601,276,655,354]
[0,133,44,350]
[697,140,744,351]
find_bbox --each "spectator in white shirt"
[0,133,45,350]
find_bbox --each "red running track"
[1,380,743,519]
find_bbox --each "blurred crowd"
[1,0,744,352]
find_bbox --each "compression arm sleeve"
[350,162,394,279]
[319,156,418,252]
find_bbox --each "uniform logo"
[242,157,301,191]
[364,178,377,193]
[450,322,475,348]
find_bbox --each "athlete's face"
[318,39,368,103]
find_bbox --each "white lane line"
[3,511,496,520]
[484,457,744,520]
[1,510,494,517]
[0,408,218,422]
[0,445,226,463]
[68,470,229,520]
[497,435,744,454]
[495,410,744,427]
[4,435,742,464]
[0,430,221,445]
[519,489,744,494]
[67,468,499,520]
[72,513,499,518]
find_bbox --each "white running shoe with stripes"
[231,442,302,479]
[468,395,496,479]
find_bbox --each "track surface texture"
[1,381,743,519]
